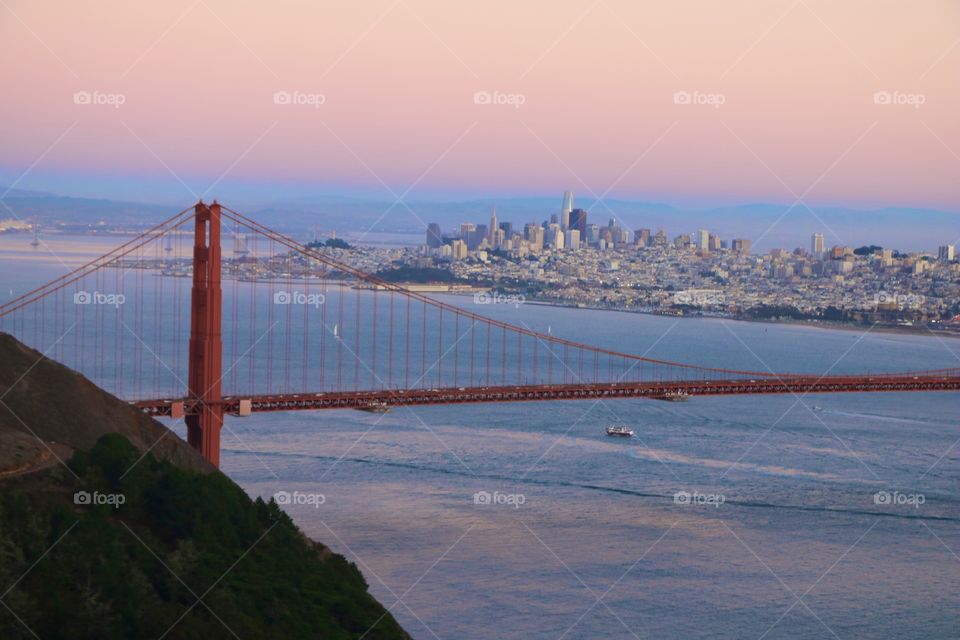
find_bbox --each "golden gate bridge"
[2,202,958,468]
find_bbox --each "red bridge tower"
[186,201,224,467]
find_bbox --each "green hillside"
[0,434,410,639]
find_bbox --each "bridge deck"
[134,374,960,416]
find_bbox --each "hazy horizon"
[3,181,956,253]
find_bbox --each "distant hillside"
[0,333,410,640]
[1,191,171,226]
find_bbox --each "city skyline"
[422,190,956,258]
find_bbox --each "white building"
[451,239,468,260]
[697,229,710,250]
[811,233,824,258]
[560,191,573,230]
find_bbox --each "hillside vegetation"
[0,332,410,639]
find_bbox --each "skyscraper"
[586,224,601,244]
[471,224,488,250]
[426,223,442,248]
[489,206,498,246]
[549,224,564,250]
[811,233,825,257]
[569,208,587,236]
[560,191,573,230]
[697,229,710,250]
[939,244,955,262]
[528,225,544,252]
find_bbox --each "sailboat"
[333,323,339,338]
[30,226,40,247]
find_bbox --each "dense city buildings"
[369,192,960,330]
[205,192,959,333]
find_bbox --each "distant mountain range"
[1,188,173,225]
[2,187,956,252]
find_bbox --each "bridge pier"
[185,201,224,468]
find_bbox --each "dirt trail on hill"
[0,430,73,479]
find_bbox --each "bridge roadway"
[134,373,960,416]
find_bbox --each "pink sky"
[1,0,958,209]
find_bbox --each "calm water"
[2,239,959,639]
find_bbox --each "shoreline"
[436,290,960,340]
